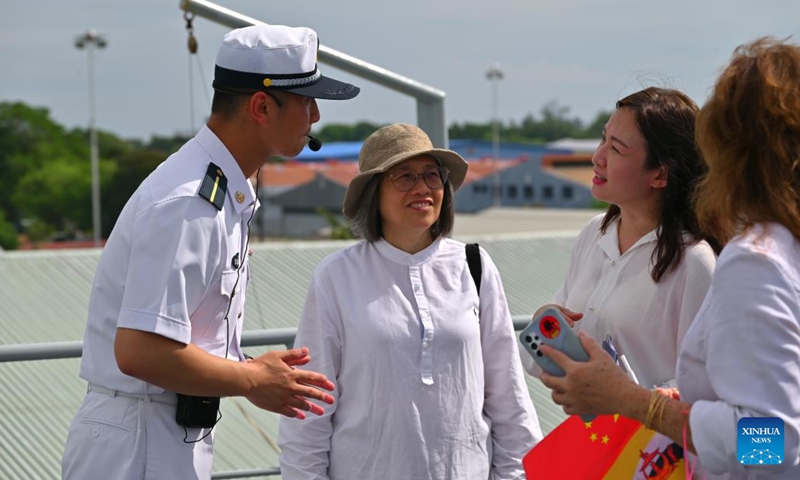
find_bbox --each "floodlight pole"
[75,29,107,246]
[486,63,503,206]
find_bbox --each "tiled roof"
[545,165,597,187]
[0,232,576,477]
[462,159,521,184]
[319,163,359,187]
[257,164,316,189]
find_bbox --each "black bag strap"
[466,243,482,296]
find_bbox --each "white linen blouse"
[278,237,542,480]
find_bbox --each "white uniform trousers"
[62,390,216,479]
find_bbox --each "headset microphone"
[307,135,322,152]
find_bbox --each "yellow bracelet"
[645,390,669,430]
[657,395,669,429]
[644,390,659,429]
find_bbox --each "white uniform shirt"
[278,238,542,480]
[79,125,258,394]
[677,223,800,479]
[522,214,716,388]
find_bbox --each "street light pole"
[486,63,503,206]
[75,29,107,247]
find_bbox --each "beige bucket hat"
[343,123,468,219]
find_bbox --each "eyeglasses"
[387,166,450,192]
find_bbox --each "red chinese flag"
[523,414,641,479]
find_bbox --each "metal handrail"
[212,467,280,479]
[0,315,533,478]
[0,317,532,363]
[0,327,298,362]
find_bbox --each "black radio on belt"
[175,394,220,428]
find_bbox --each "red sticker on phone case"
[539,316,561,339]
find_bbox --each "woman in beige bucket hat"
[279,123,542,479]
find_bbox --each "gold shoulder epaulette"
[198,162,227,211]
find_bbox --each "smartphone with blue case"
[520,307,594,421]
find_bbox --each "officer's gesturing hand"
[245,346,335,419]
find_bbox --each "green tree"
[9,144,116,237]
[316,208,354,240]
[0,101,125,240]
[101,149,165,236]
[516,101,584,142]
[317,121,382,142]
[582,110,612,137]
[13,158,92,230]
[450,103,604,144]
[144,134,192,156]
[0,209,18,250]
[23,218,53,248]
[0,102,86,224]
[449,122,492,142]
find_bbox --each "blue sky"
[2,0,798,141]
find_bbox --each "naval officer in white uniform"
[62,24,359,480]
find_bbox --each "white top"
[678,223,800,479]
[278,238,542,480]
[79,125,258,394]
[522,214,717,388]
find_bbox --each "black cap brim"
[288,75,360,100]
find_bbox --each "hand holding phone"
[520,307,594,421]
[519,307,590,376]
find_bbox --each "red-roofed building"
[252,139,597,237]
